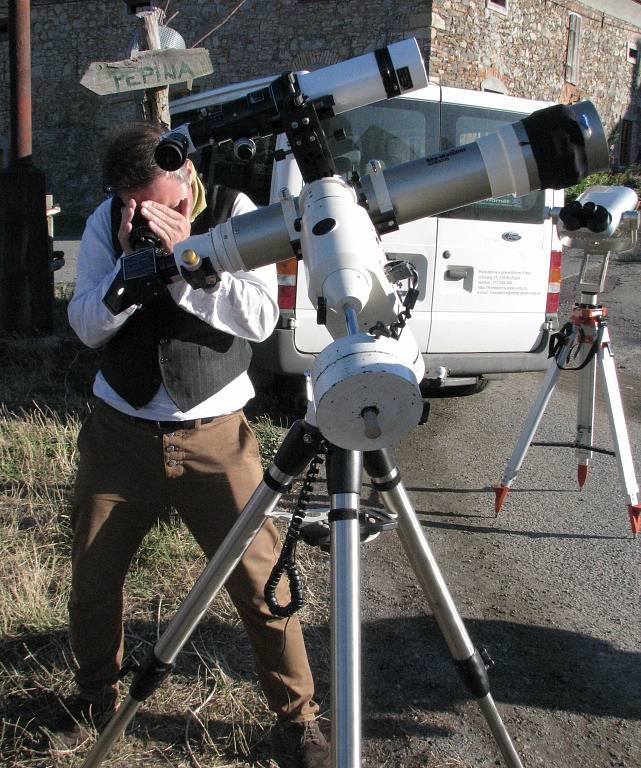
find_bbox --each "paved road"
[53,237,80,285]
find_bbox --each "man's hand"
[138,197,191,254]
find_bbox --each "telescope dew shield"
[296,37,427,114]
[520,102,607,190]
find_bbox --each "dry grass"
[0,293,331,767]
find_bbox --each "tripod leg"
[80,420,322,768]
[576,351,597,488]
[326,446,363,768]
[365,450,525,768]
[597,337,641,535]
[493,330,577,514]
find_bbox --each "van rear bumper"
[251,327,552,379]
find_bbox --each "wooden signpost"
[82,3,214,127]
[80,47,213,97]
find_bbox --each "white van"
[170,81,564,397]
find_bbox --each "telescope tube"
[172,100,609,277]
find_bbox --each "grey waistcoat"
[100,186,252,410]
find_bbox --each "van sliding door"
[429,97,552,355]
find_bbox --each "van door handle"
[444,267,471,281]
[444,265,474,292]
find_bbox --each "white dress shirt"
[67,192,279,420]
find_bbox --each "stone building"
[0,0,639,219]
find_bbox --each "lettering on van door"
[476,269,537,296]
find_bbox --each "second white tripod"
[493,186,641,536]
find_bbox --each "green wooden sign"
[81,48,213,96]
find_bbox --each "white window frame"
[627,41,639,65]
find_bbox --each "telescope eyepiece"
[584,202,612,233]
[559,200,612,234]
[155,131,190,172]
[559,200,584,231]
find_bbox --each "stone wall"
[0,0,638,219]
[430,0,641,148]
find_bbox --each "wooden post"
[0,0,52,335]
[136,6,170,127]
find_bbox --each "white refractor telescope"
[152,38,609,451]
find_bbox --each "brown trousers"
[69,400,318,722]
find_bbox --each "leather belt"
[97,401,217,430]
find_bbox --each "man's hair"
[102,122,188,194]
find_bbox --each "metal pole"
[9,0,33,161]
[327,447,363,768]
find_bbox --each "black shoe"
[48,697,117,752]
[272,719,330,768]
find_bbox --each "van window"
[321,99,440,176]
[172,109,276,206]
[439,104,546,223]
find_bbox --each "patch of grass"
[566,165,641,201]
[0,291,330,767]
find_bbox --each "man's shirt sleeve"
[67,199,138,349]
[169,192,280,343]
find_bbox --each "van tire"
[420,378,490,398]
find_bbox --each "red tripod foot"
[577,464,589,488]
[493,485,510,515]
[628,504,641,536]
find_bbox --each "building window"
[0,18,8,43]
[620,120,633,166]
[565,13,582,85]
[627,41,639,65]
[487,0,508,13]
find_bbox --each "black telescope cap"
[154,131,190,172]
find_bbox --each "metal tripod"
[493,249,641,535]
[79,414,525,768]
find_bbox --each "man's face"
[122,172,193,220]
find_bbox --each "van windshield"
[438,104,546,223]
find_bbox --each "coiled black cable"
[549,319,606,371]
[264,449,326,618]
